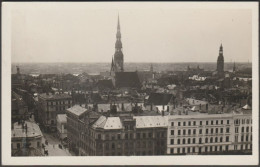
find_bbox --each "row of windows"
[234,144,252,150]
[47,100,71,106]
[234,118,252,125]
[171,119,230,127]
[235,126,252,133]
[170,145,229,154]
[97,131,166,140]
[234,135,252,142]
[170,127,230,136]
[170,136,229,145]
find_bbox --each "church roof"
[147,93,174,105]
[115,72,141,88]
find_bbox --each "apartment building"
[167,106,252,155]
[37,93,72,131]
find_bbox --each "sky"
[10,2,252,63]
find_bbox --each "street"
[42,132,74,156]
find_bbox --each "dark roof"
[97,79,114,89]
[147,93,174,105]
[115,72,141,88]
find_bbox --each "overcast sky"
[11,2,252,63]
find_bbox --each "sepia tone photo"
[2,2,259,165]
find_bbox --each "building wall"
[233,114,253,151]
[38,96,72,131]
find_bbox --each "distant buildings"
[37,93,72,131]
[12,121,43,156]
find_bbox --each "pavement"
[42,132,74,156]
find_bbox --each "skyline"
[11,3,252,63]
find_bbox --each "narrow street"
[42,132,74,156]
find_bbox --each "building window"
[216,120,218,125]
[205,137,208,143]
[188,147,190,153]
[226,128,230,133]
[16,143,20,149]
[112,143,115,149]
[183,122,186,126]
[183,139,186,144]
[220,128,223,133]
[149,132,152,138]
[246,135,249,142]
[211,120,213,125]
[241,135,244,142]
[188,121,191,126]
[206,129,208,134]
[210,146,213,152]
[221,120,223,124]
[211,128,214,134]
[199,138,202,144]
[193,129,196,135]
[246,127,249,132]
[178,122,181,126]
[193,121,196,126]
[171,130,174,135]
[215,137,218,142]
[215,146,218,152]
[192,147,195,152]
[205,147,208,152]
[227,120,230,124]
[117,134,121,140]
[171,139,174,145]
[206,121,208,125]
[216,128,218,134]
[170,148,174,154]
[199,129,202,134]
[178,139,180,144]
[178,130,181,135]
[220,137,223,142]
[171,122,174,126]
[183,130,186,135]
[226,136,229,142]
[193,138,196,144]
[137,133,140,139]
[182,147,185,154]
[200,121,202,125]
[177,148,180,154]
[210,137,213,143]
[188,138,191,144]
[188,129,191,135]
[226,145,229,151]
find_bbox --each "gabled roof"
[66,105,87,116]
[115,72,141,88]
[147,93,174,105]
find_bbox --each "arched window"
[215,137,218,142]
[183,139,186,144]
[188,138,191,144]
[205,137,208,143]
[193,138,196,144]
[178,139,180,144]
[199,138,202,144]
[210,137,213,143]
[242,127,244,132]
[220,137,223,142]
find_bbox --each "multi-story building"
[12,121,43,156]
[56,114,67,140]
[77,114,168,156]
[167,106,252,155]
[233,106,252,152]
[37,93,72,131]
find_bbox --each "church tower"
[111,15,124,74]
[217,44,224,73]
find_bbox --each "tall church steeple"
[217,43,224,74]
[111,14,124,74]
